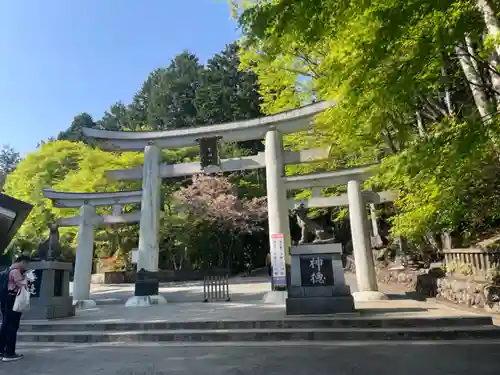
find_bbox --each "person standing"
[265,252,272,277]
[0,255,29,362]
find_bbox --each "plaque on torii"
[198,137,222,171]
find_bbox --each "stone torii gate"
[43,189,144,307]
[80,101,389,305]
[82,102,335,304]
[285,167,398,300]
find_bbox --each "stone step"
[17,326,500,343]
[19,316,493,332]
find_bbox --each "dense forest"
[5,0,500,271]
[231,0,500,248]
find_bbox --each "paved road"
[86,276,273,305]
[7,342,500,375]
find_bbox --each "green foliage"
[0,145,21,190]
[57,113,97,143]
[371,118,500,240]
[233,0,500,246]
[3,141,143,253]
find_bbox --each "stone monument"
[25,224,75,319]
[286,243,355,315]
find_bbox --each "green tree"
[57,113,97,143]
[0,145,21,190]
[233,0,500,244]
[3,140,143,254]
[196,43,264,152]
[97,102,131,131]
[148,51,204,130]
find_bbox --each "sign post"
[270,233,286,290]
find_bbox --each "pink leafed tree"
[174,174,267,234]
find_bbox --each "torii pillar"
[126,142,166,307]
[265,128,291,291]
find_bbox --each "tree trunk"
[455,37,492,122]
[441,64,454,117]
[416,111,426,137]
[488,52,500,111]
[476,0,500,58]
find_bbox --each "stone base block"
[73,299,97,309]
[352,291,389,302]
[22,297,76,320]
[125,295,167,307]
[262,291,287,305]
[286,295,355,315]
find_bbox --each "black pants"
[268,265,272,277]
[0,294,22,356]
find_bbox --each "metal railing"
[203,269,230,302]
[443,248,500,280]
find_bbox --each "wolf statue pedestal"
[24,225,75,319]
[286,243,355,315]
[22,261,75,320]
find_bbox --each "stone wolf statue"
[34,224,62,261]
[292,204,335,245]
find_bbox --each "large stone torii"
[78,101,391,305]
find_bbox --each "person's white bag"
[13,287,30,312]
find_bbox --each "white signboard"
[131,249,139,264]
[270,233,286,287]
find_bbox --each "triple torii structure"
[42,189,144,307]
[80,101,390,306]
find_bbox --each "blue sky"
[0,0,239,155]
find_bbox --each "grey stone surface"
[73,300,97,309]
[8,342,500,375]
[82,101,335,151]
[286,295,355,315]
[265,129,292,265]
[288,243,354,314]
[73,204,96,302]
[290,243,342,255]
[347,180,379,292]
[19,315,494,332]
[15,325,500,343]
[125,295,167,307]
[352,291,389,302]
[56,273,492,321]
[138,144,161,273]
[262,290,287,305]
[23,261,75,320]
[43,189,143,208]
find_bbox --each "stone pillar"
[264,129,290,295]
[347,180,387,301]
[265,129,291,251]
[138,143,161,272]
[126,143,166,307]
[112,204,123,216]
[73,204,96,308]
[369,203,383,248]
[311,187,321,197]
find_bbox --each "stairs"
[18,315,500,343]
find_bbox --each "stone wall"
[436,276,500,313]
[344,255,443,297]
[346,255,500,313]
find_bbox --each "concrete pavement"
[7,341,500,375]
